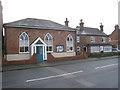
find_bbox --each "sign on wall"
[56,45,64,52]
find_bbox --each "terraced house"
[76,20,112,56]
[109,25,120,50]
[2,18,112,65]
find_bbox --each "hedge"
[89,52,120,58]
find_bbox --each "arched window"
[66,34,74,52]
[44,33,53,52]
[19,32,29,53]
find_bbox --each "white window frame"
[109,38,111,42]
[44,33,53,53]
[77,46,80,52]
[91,46,100,53]
[102,37,106,43]
[66,34,74,52]
[90,36,95,43]
[19,32,29,53]
[104,46,112,52]
[76,36,80,42]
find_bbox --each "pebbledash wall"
[3,19,86,65]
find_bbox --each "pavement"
[2,55,119,72]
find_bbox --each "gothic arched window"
[44,33,53,52]
[19,32,29,53]
[66,34,74,52]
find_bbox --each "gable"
[31,37,47,46]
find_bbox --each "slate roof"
[76,27,107,36]
[3,18,75,31]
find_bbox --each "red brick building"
[3,18,85,65]
[75,20,112,56]
[3,18,112,65]
[109,25,120,50]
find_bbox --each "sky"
[1,0,120,35]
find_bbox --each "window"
[91,46,99,53]
[76,36,80,42]
[102,37,106,43]
[76,30,79,34]
[90,36,95,42]
[104,46,112,52]
[77,46,80,52]
[19,32,29,53]
[44,33,53,52]
[109,38,111,42]
[66,34,74,52]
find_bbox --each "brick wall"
[2,54,37,66]
[4,27,76,54]
[76,35,109,52]
[47,52,85,62]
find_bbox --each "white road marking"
[26,70,83,82]
[95,63,118,70]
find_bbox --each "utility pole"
[0,0,3,69]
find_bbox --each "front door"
[36,46,43,62]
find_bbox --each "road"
[2,57,118,88]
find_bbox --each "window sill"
[19,52,30,54]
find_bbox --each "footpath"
[2,56,118,72]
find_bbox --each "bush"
[89,52,119,58]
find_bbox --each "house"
[75,19,112,56]
[3,18,85,65]
[109,25,120,50]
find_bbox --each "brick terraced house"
[2,18,112,65]
[75,20,112,56]
[109,25,120,50]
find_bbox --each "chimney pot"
[79,19,84,30]
[115,25,119,30]
[100,23,104,32]
[65,18,69,27]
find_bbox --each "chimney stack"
[65,18,69,27]
[79,19,84,30]
[100,23,104,32]
[115,25,119,30]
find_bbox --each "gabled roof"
[30,37,47,46]
[76,27,107,36]
[3,18,75,31]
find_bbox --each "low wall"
[47,52,85,62]
[51,52,76,58]
[2,54,37,66]
[6,54,30,61]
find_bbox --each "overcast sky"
[1,0,119,34]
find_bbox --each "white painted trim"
[66,34,74,52]
[31,37,47,46]
[30,37,47,61]
[19,32,30,53]
[44,33,53,52]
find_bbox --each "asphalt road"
[2,57,118,88]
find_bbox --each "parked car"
[112,48,120,52]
